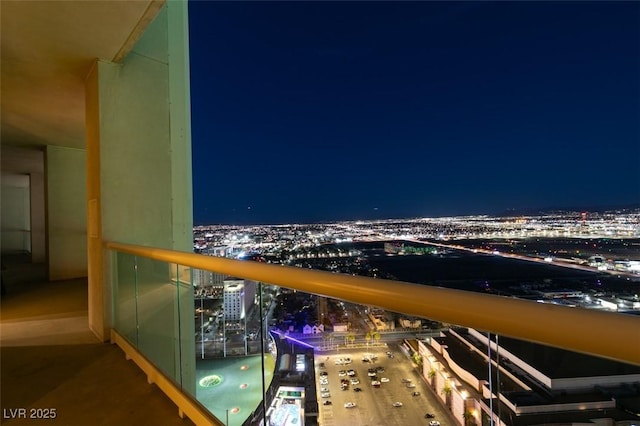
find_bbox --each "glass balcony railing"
[105,241,640,426]
[112,252,196,394]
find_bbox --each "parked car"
[412,391,421,396]
[344,402,356,408]
[406,383,416,388]
[392,402,403,407]
[429,421,440,426]
[425,413,435,419]
[322,400,332,406]
[380,377,390,383]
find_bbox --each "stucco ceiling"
[1,0,164,150]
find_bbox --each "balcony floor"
[1,267,195,426]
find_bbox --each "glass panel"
[136,256,180,383]
[266,289,452,426]
[110,252,474,425]
[192,268,224,360]
[177,265,196,396]
[112,251,138,346]
[194,275,276,426]
[111,250,488,425]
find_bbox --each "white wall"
[46,145,87,280]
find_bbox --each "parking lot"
[315,347,450,426]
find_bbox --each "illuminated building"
[223,278,256,321]
[420,328,640,425]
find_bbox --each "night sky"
[188,1,639,225]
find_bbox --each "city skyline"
[189,1,640,225]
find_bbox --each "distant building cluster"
[193,209,640,290]
[194,209,640,257]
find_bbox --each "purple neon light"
[271,330,315,349]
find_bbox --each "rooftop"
[497,334,640,379]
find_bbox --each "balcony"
[100,241,640,426]
[0,265,197,426]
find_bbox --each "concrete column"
[85,0,194,393]
[85,60,105,340]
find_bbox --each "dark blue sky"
[188,1,639,225]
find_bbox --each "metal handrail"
[106,241,640,366]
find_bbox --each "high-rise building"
[194,269,226,289]
[223,278,257,320]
